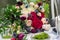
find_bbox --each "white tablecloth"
[0,35,2,40]
[26,33,60,40]
[0,33,60,40]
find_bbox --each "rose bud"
[20,16,26,21]
[31,29,37,33]
[38,2,42,7]
[16,2,23,6]
[18,33,25,40]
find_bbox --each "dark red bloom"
[27,12,44,29]
[16,2,23,6]
[20,16,26,21]
[38,2,42,7]
[31,29,37,33]
[18,33,25,40]
[11,38,16,40]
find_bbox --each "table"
[26,29,60,40]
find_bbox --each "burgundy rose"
[16,2,23,6]
[38,2,42,7]
[18,33,25,40]
[20,16,26,21]
[31,29,37,33]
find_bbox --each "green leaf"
[0,30,2,33]
[44,3,50,18]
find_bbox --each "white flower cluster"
[20,2,45,18]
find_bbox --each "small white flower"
[34,4,38,9]
[17,30,20,34]
[28,6,35,12]
[37,12,41,17]
[42,24,51,31]
[8,25,11,27]
[40,8,45,12]
[16,10,20,12]
[41,18,46,24]
[21,4,25,9]
[26,20,32,26]
[29,2,35,6]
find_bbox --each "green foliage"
[34,0,41,4]
[23,34,27,40]
[33,32,49,40]
[0,30,2,33]
[30,0,41,4]
[0,5,22,33]
[4,5,22,24]
[0,18,11,33]
[44,3,50,18]
[2,35,12,39]
[23,0,41,4]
